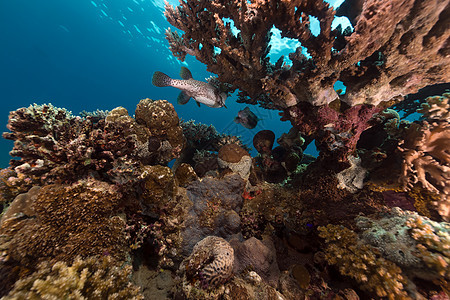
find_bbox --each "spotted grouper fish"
[152,67,227,108]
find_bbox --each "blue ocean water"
[0,0,349,168]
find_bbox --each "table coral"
[164,0,449,169]
[164,0,449,108]
[3,256,143,300]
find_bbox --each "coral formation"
[180,236,234,289]
[0,179,127,267]
[356,207,450,281]
[318,224,410,298]
[319,207,450,298]
[336,155,367,193]
[3,256,143,299]
[398,93,450,220]
[217,144,252,180]
[2,99,185,187]
[164,0,449,108]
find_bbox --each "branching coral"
[164,0,449,169]
[318,224,410,298]
[399,93,450,220]
[164,0,449,108]
[3,256,143,299]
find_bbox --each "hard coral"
[164,0,449,108]
[3,256,143,300]
[217,144,252,180]
[356,207,450,281]
[181,236,234,289]
[3,103,137,185]
[1,179,127,267]
[318,224,410,299]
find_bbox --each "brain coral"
[181,236,234,289]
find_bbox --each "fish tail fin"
[152,71,172,87]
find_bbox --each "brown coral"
[3,256,143,300]
[164,0,449,108]
[1,179,127,267]
[399,93,450,220]
[181,236,234,289]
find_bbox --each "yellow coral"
[318,224,410,299]
[3,256,143,299]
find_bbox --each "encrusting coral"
[3,256,143,299]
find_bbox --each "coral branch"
[164,0,450,108]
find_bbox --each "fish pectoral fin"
[234,117,240,124]
[180,66,193,80]
[195,101,201,108]
[177,91,191,105]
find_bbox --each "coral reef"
[3,256,143,299]
[164,0,449,108]
[318,224,410,298]
[398,93,450,220]
[0,179,127,267]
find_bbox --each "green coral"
[318,224,409,299]
[3,256,143,299]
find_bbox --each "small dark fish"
[234,106,259,129]
[152,67,227,108]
